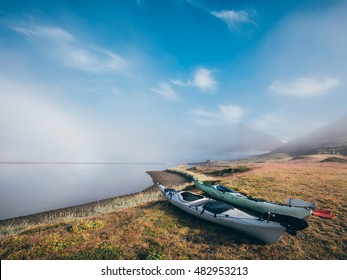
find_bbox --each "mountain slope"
[226,125,283,152]
[199,124,283,155]
[271,114,347,156]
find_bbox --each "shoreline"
[3,153,343,226]
[1,154,346,259]
[0,169,188,226]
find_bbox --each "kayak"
[193,177,316,219]
[158,183,308,244]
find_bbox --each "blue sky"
[0,0,346,162]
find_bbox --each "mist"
[0,163,168,220]
[1,1,347,219]
[0,78,186,163]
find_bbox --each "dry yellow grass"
[0,154,346,259]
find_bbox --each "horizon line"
[0,161,170,165]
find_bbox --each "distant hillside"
[271,114,347,156]
[200,125,283,155]
[226,125,283,152]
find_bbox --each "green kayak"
[193,177,316,219]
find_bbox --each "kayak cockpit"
[180,191,205,202]
[215,185,234,193]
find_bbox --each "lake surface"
[0,163,169,220]
[0,152,264,220]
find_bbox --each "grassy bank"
[0,154,346,259]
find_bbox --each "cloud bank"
[0,78,96,162]
[11,24,128,74]
[189,104,245,125]
[269,77,340,97]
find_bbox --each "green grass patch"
[71,220,104,233]
[69,245,124,260]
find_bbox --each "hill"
[227,125,283,152]
[200,124,283,155]
[271,114,347,156]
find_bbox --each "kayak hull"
[158,184,286,244]
[193,178,312,219]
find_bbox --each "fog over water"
[0,163,166,220]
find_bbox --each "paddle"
[312,208,336,219]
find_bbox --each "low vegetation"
[1,154,346,260]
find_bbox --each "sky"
[1,0,346,163]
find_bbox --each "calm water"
[0,163,169,220]
[0,152,264,220]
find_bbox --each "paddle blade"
[312,209,336,219]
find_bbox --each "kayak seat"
[181,191,205,202]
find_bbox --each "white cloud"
[269,77,340,97]
[151,83,179,100]
[12,26,75,41]
[189,104,245,125]
[171,67,216,91]
[193,67,216,91]
[211,9,256,31]
[11,25,127,74]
